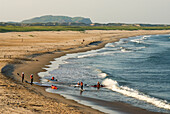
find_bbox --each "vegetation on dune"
[0,25,170,33]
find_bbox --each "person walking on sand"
[21,72,24,83]
[30,74,33,85]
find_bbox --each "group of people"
[77,81,84,90]
[77,81,102,90]
[50,77,58,89]
[21,72,33,85]
[21,73,103,90]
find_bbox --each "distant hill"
[21,15,92,24]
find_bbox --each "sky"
[0,0,170,24]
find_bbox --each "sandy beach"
[1,30,170,114]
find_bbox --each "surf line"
[102,79,170,110]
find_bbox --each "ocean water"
[38,34,170,113]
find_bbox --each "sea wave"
[130,35,151,44]
[38,54,76,78]
[77,51,114,58]
[105,43,116,48]
[120,48,133,52]
[130,39,144,44]
[102,78,170,110]
[98,73,108,78]
[142,35,151,40]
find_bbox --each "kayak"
[91,85,105,87]
[51,85,58,90]
[71,84,89,87]
[48,79,58,82]
[47,79,59,84]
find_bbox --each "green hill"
[21,15,92,24]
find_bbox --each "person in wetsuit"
[21,72,24,83]
[30,74,33,85]
[97,81,101,89]
[80,82,83,90]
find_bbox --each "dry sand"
[0,30,170,114]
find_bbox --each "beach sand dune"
[0,30,170,114]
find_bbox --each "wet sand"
[1,30,170,113]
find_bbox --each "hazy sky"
[0,0,170,24]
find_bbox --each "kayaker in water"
[51,77,54,80]
[91,82,105,89]
[97,81,100,89]
[51,85,58,89]
[51,76,58,81]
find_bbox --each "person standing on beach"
[21,72,24,83]
[30,74,33,85]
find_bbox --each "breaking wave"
[77,51,114,58]
[102,78,170,110]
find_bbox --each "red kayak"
[51,85,58,90]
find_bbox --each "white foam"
[105,43,115,48]
[77,51,114,58]
[130,35,151,44]
[77,53,96,58]
[102,79,170,110]
[121,49,132,52]
[130,39,144,44]
[102,78,119,88]
[98,73,107,78]
[135,46,146,50]
[142,35,151,40]
[38,72,50,78]
[38,53,77,78]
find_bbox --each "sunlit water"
[38,34,170,113]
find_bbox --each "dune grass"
[0,25,170,32]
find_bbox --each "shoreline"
[1,30,170,113]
